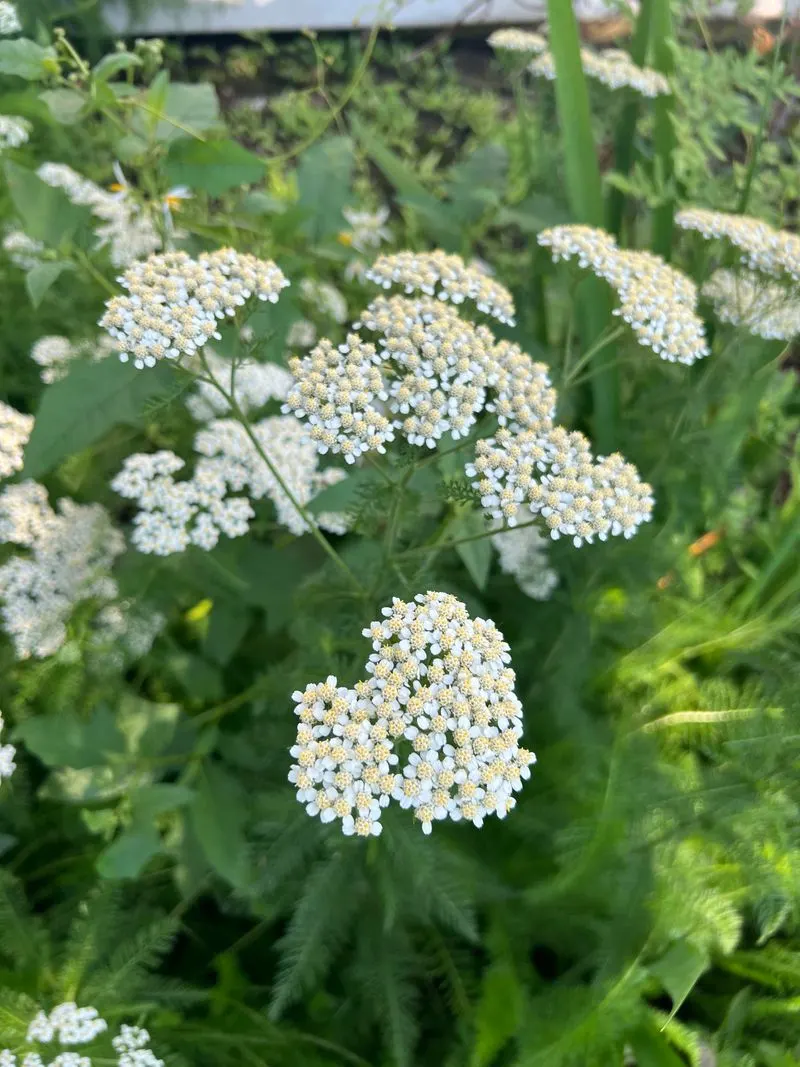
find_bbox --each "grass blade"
[545,0,618,450]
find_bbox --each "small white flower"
[0,401,33,480]
[0,115,31,151]
[0,2,21,34]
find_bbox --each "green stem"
[75,250,117,296]
[737,11,789,215]
[196,355,365,595]
[400,516,542,559]
[650,0,676,259]
[546,0,618,451]
[606,0,655,239]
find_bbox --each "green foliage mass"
[0,7,799,1067]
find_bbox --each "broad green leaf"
[471,962,523,1067]
[22,358,174,479]
[495,192,570,234]
[25,261,71,307]
[649,941,709,1023]
[235,541,310,631]
[116,695,182,758]
[453,511,492,591]
[0,39,56,80]
[166,652,224,701]
[16,707,126,770]
[96,822,162,880]
[244,293,300,365]
[165,137,264,196]
[154,82,220,143]
[39,88,86,124]
[190,763,254,892]
[131,783,194,821]
[306,466,379,515]
[4,161,90,247]
[447,143,508,225]
[204,601,250,666]
[296,136,354,243]
[92,51,142,81]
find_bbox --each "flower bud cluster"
[290,591,534,836]
[530,47,669,97]
[365,250,516,325]
[488,27,547,54]
[702,269,800,341]
[466,426,654,545]
[539,225,710,364]
[676,206,800,281]
[99,249,289,369]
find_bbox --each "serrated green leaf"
[4,161,90,247]
[22,358,174,479]
[15,707,126,770]
[39,88,86,124]
[447,142,508,225]
[25,261,71,307]
[296,136,354,243]
[92,51,142,81]
[204,601,250,666]
[96,822,162,880]
[116,695,182,758]
[0,39,55,80]
[165,137,264,196]
[628,1021,686,1066]
[190,763,254,892]
[152,81,220,143]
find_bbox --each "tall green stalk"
[650,0,676,259]
[546,0,618,451]
[606,0,655,240]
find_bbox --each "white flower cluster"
[186,348,293,421]
[365,250,516,325]
[30,335,117,384]
[530,47,669,98]
[676,206,800,282]
[3,230,44,270]
[300,278,348,324]
[90,600,166,670]
[0,2,21,34]
[290,590,534,836]
[286,287,556,461]
[114,416,349,554]
[100,249,289,369]
[0,482,124,658]
[0,115,31,151]
[358,295,491,447]
[538,224,710,365]
[111,450,254,555]
[488,27,547,55]
[0,710,15,786]
[2,1004,163,1067]
[702,269,800,341]
[342,205,391,253]
[283,334,396,464]
[37,163,161,269]
[467,425,654,545]
[0,401,33,480]
[287,318,317,349]
[492,521,558,601]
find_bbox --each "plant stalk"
[650,0,676,259]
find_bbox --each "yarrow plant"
[491,522,558,601]
[0,481,124,658]
[1,1004,163,1067]
[538,224,710,365]
[289,591,535,837]
[487,27,548,56]
[676,206,800,281]
[0,401,33,479]
[702,269,800,341]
